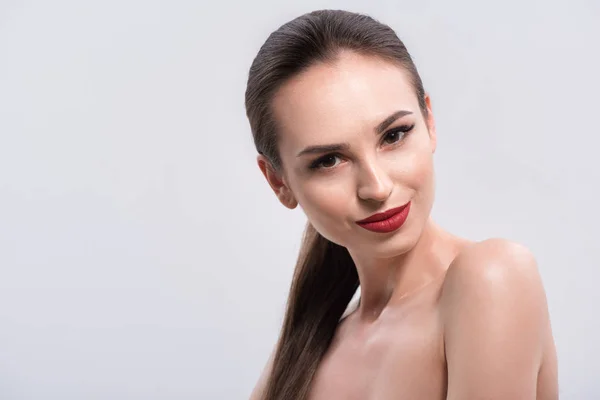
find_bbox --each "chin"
[343,221,420,258]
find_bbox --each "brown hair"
[244,9,428,400]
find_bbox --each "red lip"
[356,202,410,223]
[355,202,411,233]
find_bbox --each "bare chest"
[308,302,447,400]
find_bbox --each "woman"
[245,9,558,400]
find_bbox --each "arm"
[440,238,555,399]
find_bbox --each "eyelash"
[308,124,415,171]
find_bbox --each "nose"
[356,159,393,203]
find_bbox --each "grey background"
[0,0,598,398]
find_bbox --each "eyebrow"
[296,110,413,157]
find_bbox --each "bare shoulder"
[448,237,538,278]
[441,237,543,306]
[438,238,558,399]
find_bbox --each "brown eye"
[321,155,337,167]
[382,124,415,145]
[309,154,342,170]
[383,130,402,144]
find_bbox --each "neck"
[347,218,463,322]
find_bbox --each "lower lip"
[356,202,411,233]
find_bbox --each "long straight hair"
[244,9,428,400]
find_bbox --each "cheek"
[390,130,435,192]
[402,151,434,190]
[294,179,354,240]
[383,138,435,226]
[399,148,436,217]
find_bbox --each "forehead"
[272,51,418,150]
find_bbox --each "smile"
[355,202,411,233]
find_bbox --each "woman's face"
[260,51,437,258]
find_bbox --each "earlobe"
[256,154,298,209]
[279,192,298,209]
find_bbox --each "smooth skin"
[250,50,558,399]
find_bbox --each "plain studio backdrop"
[0,0,598,399]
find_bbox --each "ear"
[424,93,437,154]
[257,154,298,209]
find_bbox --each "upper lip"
[356,202,410,224]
